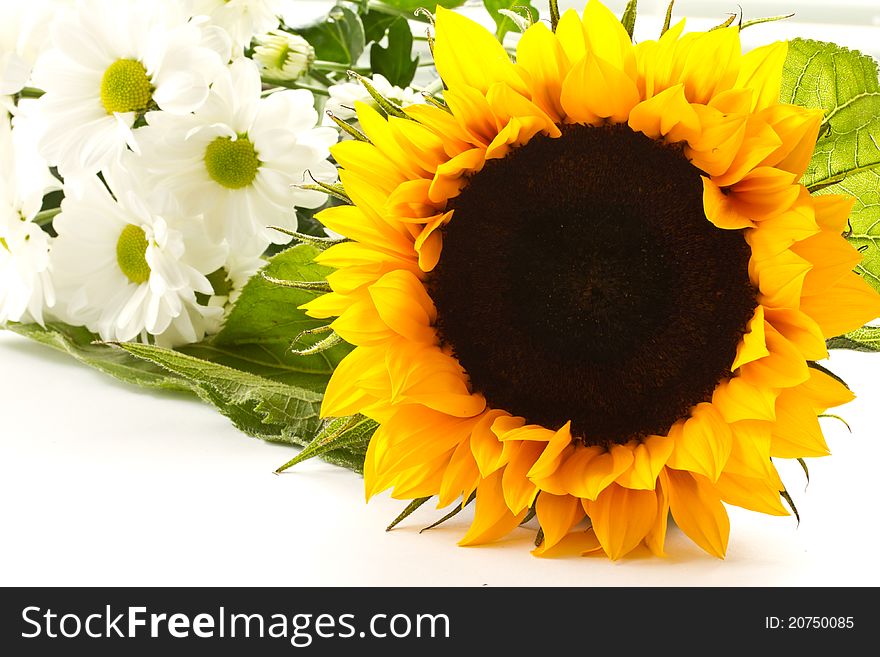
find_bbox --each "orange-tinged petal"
[438,438,481,508]
[770,388,831,458]
[527,422,574,480]
[534,493,585,552]
[368,269,437,344]
[563,444,634,500]
[442,85,499,147]
[739,323,810,389]
[502,440,546,514]
[665,469,730,559]
[317,202,414,258]
[356,103,432,179]
[800,272,880,338]
[470,409,512,477]
[735,40,788,111]
[515,21,570,122]
[749,247,811,309]
[666,403,732,482]
[459,471,528,546]
[388,116,450,175]
[645,473,670,556]
[315,241,417,271]
[491,414,527,439]
[616,434,675,490]
[428,147,486,204]
[711,375,778,423]
[792,231,863,297]
[746,200,820,257]
[403,104,474,157]
[385,340,486,417]
[732,306,769,370]
[331,139,406,192]
[413,211,451,272]
[726,420,773,479]
[675,27,741,104]
[331,295,394,346]
[763,307,828,361]
[583,484,658,560]
[702,177,754,229]
[560,54,640,124]
[710,118,783,188]
[486,81,560,139]
[385,178,442,222]
[758,104,823,177]
[628,83,700,143]
[715,471,789,516]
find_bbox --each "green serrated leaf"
[369,16,419,88]
[184,244,352,391]
[780,39,880,192]
[484,0,538,42]
[114,342,323,446]
[294,4,365,66]
[5,322,193,393]
[275,414,377,473]
[826,325,880,351]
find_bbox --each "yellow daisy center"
[116,224,151,285]
[430,124,756,445]
[100,59,153,115]
[204,136,260,190]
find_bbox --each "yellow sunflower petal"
[799,272,880,338]
[581,0,637,76]
[792,231,864,297]
[675,27,741,104]
[438,438,481,508]
[731,306,769,371]
[735,41,788,111]
[702,177,755,229]
[534,493,585,552]
[459,471,528,546]
[469,409,511,477]
[563,444,634,500]
[665,469,730,559]
[711,375,778,423]
[428,147,486,204]
[583,484,658,560]
[515,21,570,122]
[560,53,640,124]
[749,247,812,309]
[725,420,773,479]
[616,434,675,490]
[812,194,855,233]
[645,473,671,557]
[413,212,451,273]
[331,295,395,346]
[797,367,855,412]
[527,422,574,480]
[739,323,810,389]
[715,471,789,516]
[367,269,437,344]
[666,403,732,482]
[628,83,701,143]
[321,345,389,419]
[758,104,823,177]
[433,7,526,95]
[763,307,828,361]
[532,527,603,558]
[501,440,547,514]
[554,8,588,63]
[770,388,831,458]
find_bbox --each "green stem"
[312,59,369,74]
[261,77,329,96]
[364,1,432,23]
[33,208,62,226]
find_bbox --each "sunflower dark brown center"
[429,124,756,446]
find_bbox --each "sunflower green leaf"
[369,16,419,87]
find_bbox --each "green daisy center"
[100,59,153,115]
[204,136,260,190]
[116,224,151,285]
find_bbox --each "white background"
[3,2,880,587]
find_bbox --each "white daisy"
[323,73,426,126]
[138,58,337,252]
[252,30,314,82]
[50,170,229,345]
[31,0,231,177]
[188,0,283,53]
[0,0,62,98]
[0,113,55,325]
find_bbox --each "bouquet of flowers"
[3,0,880,560]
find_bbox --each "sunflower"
[303,1,880,559]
